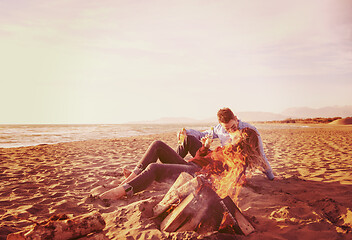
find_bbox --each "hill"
[329,117,352,125]
[266,117,342,124]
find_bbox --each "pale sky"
[1,0,351,124]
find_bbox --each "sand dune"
[1,125,352,239]
[329,117,352,125]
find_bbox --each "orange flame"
[197,128,266,203]
[210,144,247,201]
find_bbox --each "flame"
[197,128,266,203]
[210,144,247,201]
[218,211,237,234]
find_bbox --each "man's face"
[220,117,238,133]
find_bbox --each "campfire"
[153,129,267,235]
[153,172,254,235]
[152,128,266,235]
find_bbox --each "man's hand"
[201,134,213,148]
[177,128,187,145]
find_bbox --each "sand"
[1,125,352,239]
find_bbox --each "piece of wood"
[160,193,197,232]
[7,212,105,240]
[176,204,207,232]
[220,196,255,235]
[161,184,224,233]
[153,173,201,216]
[192,185,224,234]
[153,172,194,216]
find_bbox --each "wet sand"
[1,125,352,239]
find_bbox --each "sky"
[0,0,351,124]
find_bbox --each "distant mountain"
[129,112,288,124]
[127,106,352,124]
[203,112,287,122]
[128,117,203,124]
[236,112,287,122]
[147,117,201,124]
[281,106,352,118]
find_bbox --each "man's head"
[217,108,239,133]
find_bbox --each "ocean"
[0,124,211,148]
[0,123,308,149]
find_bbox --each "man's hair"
[217,108,236,123]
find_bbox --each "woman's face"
[229,130,242,145]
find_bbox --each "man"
[177,107,275,180]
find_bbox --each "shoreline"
[1,122,350,149]
[0,123,210,149]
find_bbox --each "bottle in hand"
[178,128,186,145]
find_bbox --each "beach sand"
[1,125,352,239]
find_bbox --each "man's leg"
[177,135,202,158]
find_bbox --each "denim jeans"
[176,135,203,158]
[127,140,201,194]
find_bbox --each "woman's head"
[235,128,268,171]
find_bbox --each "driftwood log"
[160,184,224,233]
[160,193,198,232]
[7,212,105,240]
[153,172,201,216]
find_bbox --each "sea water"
[0,124,209,148]
[0,123,308,148]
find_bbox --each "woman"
[99,127,268,200]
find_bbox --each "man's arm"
[185,126,219,140]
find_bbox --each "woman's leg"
[114,140,190,187]
[102,162,200,200]
[100,185,126,200]
[118,171,137,186]
[128,162,200,194]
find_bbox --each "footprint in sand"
[50,199,89,215]
[13,188,28,196]
[61,179,77,186]
[269,204,319,224]
[76,180,97,189]
[26,203,49,215]
[83,194,111,208]
[0,200,12,207]
[310,198,352,231]
[50,192,66,199]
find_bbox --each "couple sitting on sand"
[99,108,276,200]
